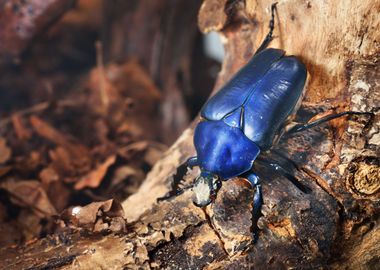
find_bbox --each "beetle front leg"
[157,156,198,202]
[245,172,263,242]
[187,156,199,168]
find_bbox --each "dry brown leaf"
[106,60,162,101]
[0,166,11,178]
[30,115,80,148]
[0,180,57,217]
[11,114,32,140]
[47,181,70,213]
[87,58,118,115]
[0,137,11,164]
[39,167,60,186]
[49,147,76,177]
[30,116,91,169]
[74,155,116,190]
[86,60,163,140]
[12,151,43,176]
[17,209,44,241]
[61,199,125,232]
[117,141,149,159]
[39,167,70,212]
[0,221,23,246]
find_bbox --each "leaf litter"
[0,0,169,244]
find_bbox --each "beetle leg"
[285,111,373,135]
[245,172,263,242]
[255,2,278,55]
[157,157,198,202]
[256,157,311,193]
[187,156,199,168]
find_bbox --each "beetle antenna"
[255,2,278,55]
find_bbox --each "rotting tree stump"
[0,0,379,269]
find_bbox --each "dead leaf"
[74,155,116,190]
[86,60,163,140]
[17,209,44,241]
[61,199,125,232]
[0,137,11,164]
[30,116,91,169]
[88,57,118,115]
[118,141,149,159]
[0,221,23,246]
[49,147,76,177]
[12,151,43,176]
[0,180,57,217]
[11,114,32,140]
[47,181,71,213]
[29,115,74,146]
[39,167,70,212]
[39,167,60,186]
[0,166,11,178]
[107,60,162,101]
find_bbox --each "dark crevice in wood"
[26,254,78,270]
[202,207,230,256]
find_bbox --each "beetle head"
[192,171,221,207]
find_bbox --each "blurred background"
[0,0,224,245]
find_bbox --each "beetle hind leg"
[257,156,312,193]
[284,111,373,135]
[244,172,263,242]
[157,156,199,202]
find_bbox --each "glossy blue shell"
[194,48,307,179]
[194,120,260,179]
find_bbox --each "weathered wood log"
[0,0,76,65]
[0,0,379,269]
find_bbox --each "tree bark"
[1,0,379,269]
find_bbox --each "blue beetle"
[188,3,306,211]
[159,3,370,240]
[189,46,306,205]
